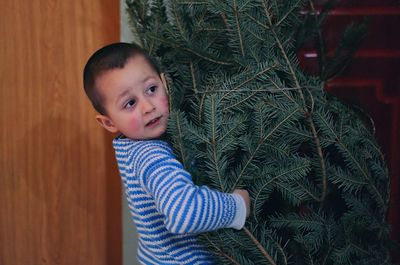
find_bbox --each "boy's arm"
[133,142,248,234]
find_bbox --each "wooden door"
[0,1,121,264]
[300,0,400,256]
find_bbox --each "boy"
[83,42,250,264]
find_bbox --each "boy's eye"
[125,99,136,109]
[147,86,157,94]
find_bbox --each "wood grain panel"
[0,1,121,265]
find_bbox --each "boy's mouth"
[146,116,161,127]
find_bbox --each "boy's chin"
[153,129,167,139]
[145,127,167,140]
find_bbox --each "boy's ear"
[95,114,119,133]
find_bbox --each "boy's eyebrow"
[116,89,131,104]
[141,76,156,84]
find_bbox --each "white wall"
[120,2,138,264]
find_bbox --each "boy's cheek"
[161,98,169,110]
[128,116,141,131]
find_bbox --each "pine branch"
[127,1,393,263]
[296,178,325,201]
[221,63,279,102]
[231,107,301,192]
[196,87,301,94]
[308,0,327,80]
[171,1,188,42]
[152,36,234,65]
[275,0,303,28]
[189,61,199,99]
[243,227,277,265]
[245,13,270,30]
[204,235,242,265]
[262,0,327,201]
[315,111,385,207]
[253,162,310,221]
[233,0,245,57]
[309,116,327,201]
[169,112,188,166]
[209,95,225,191]
[267,77,297,104]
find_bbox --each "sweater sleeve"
[132,141,246,234]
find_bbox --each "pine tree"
[126,1,393,264]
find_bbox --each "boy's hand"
[233,189,250,217]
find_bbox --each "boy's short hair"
[83,42,160,115]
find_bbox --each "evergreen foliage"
[126,0,393,264]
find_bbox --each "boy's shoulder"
[113,137,175,172]
[113,136,172,155]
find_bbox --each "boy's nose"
[142,99,155,114]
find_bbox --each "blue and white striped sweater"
[113,137,244,264]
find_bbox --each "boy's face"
[95,55,169,140]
